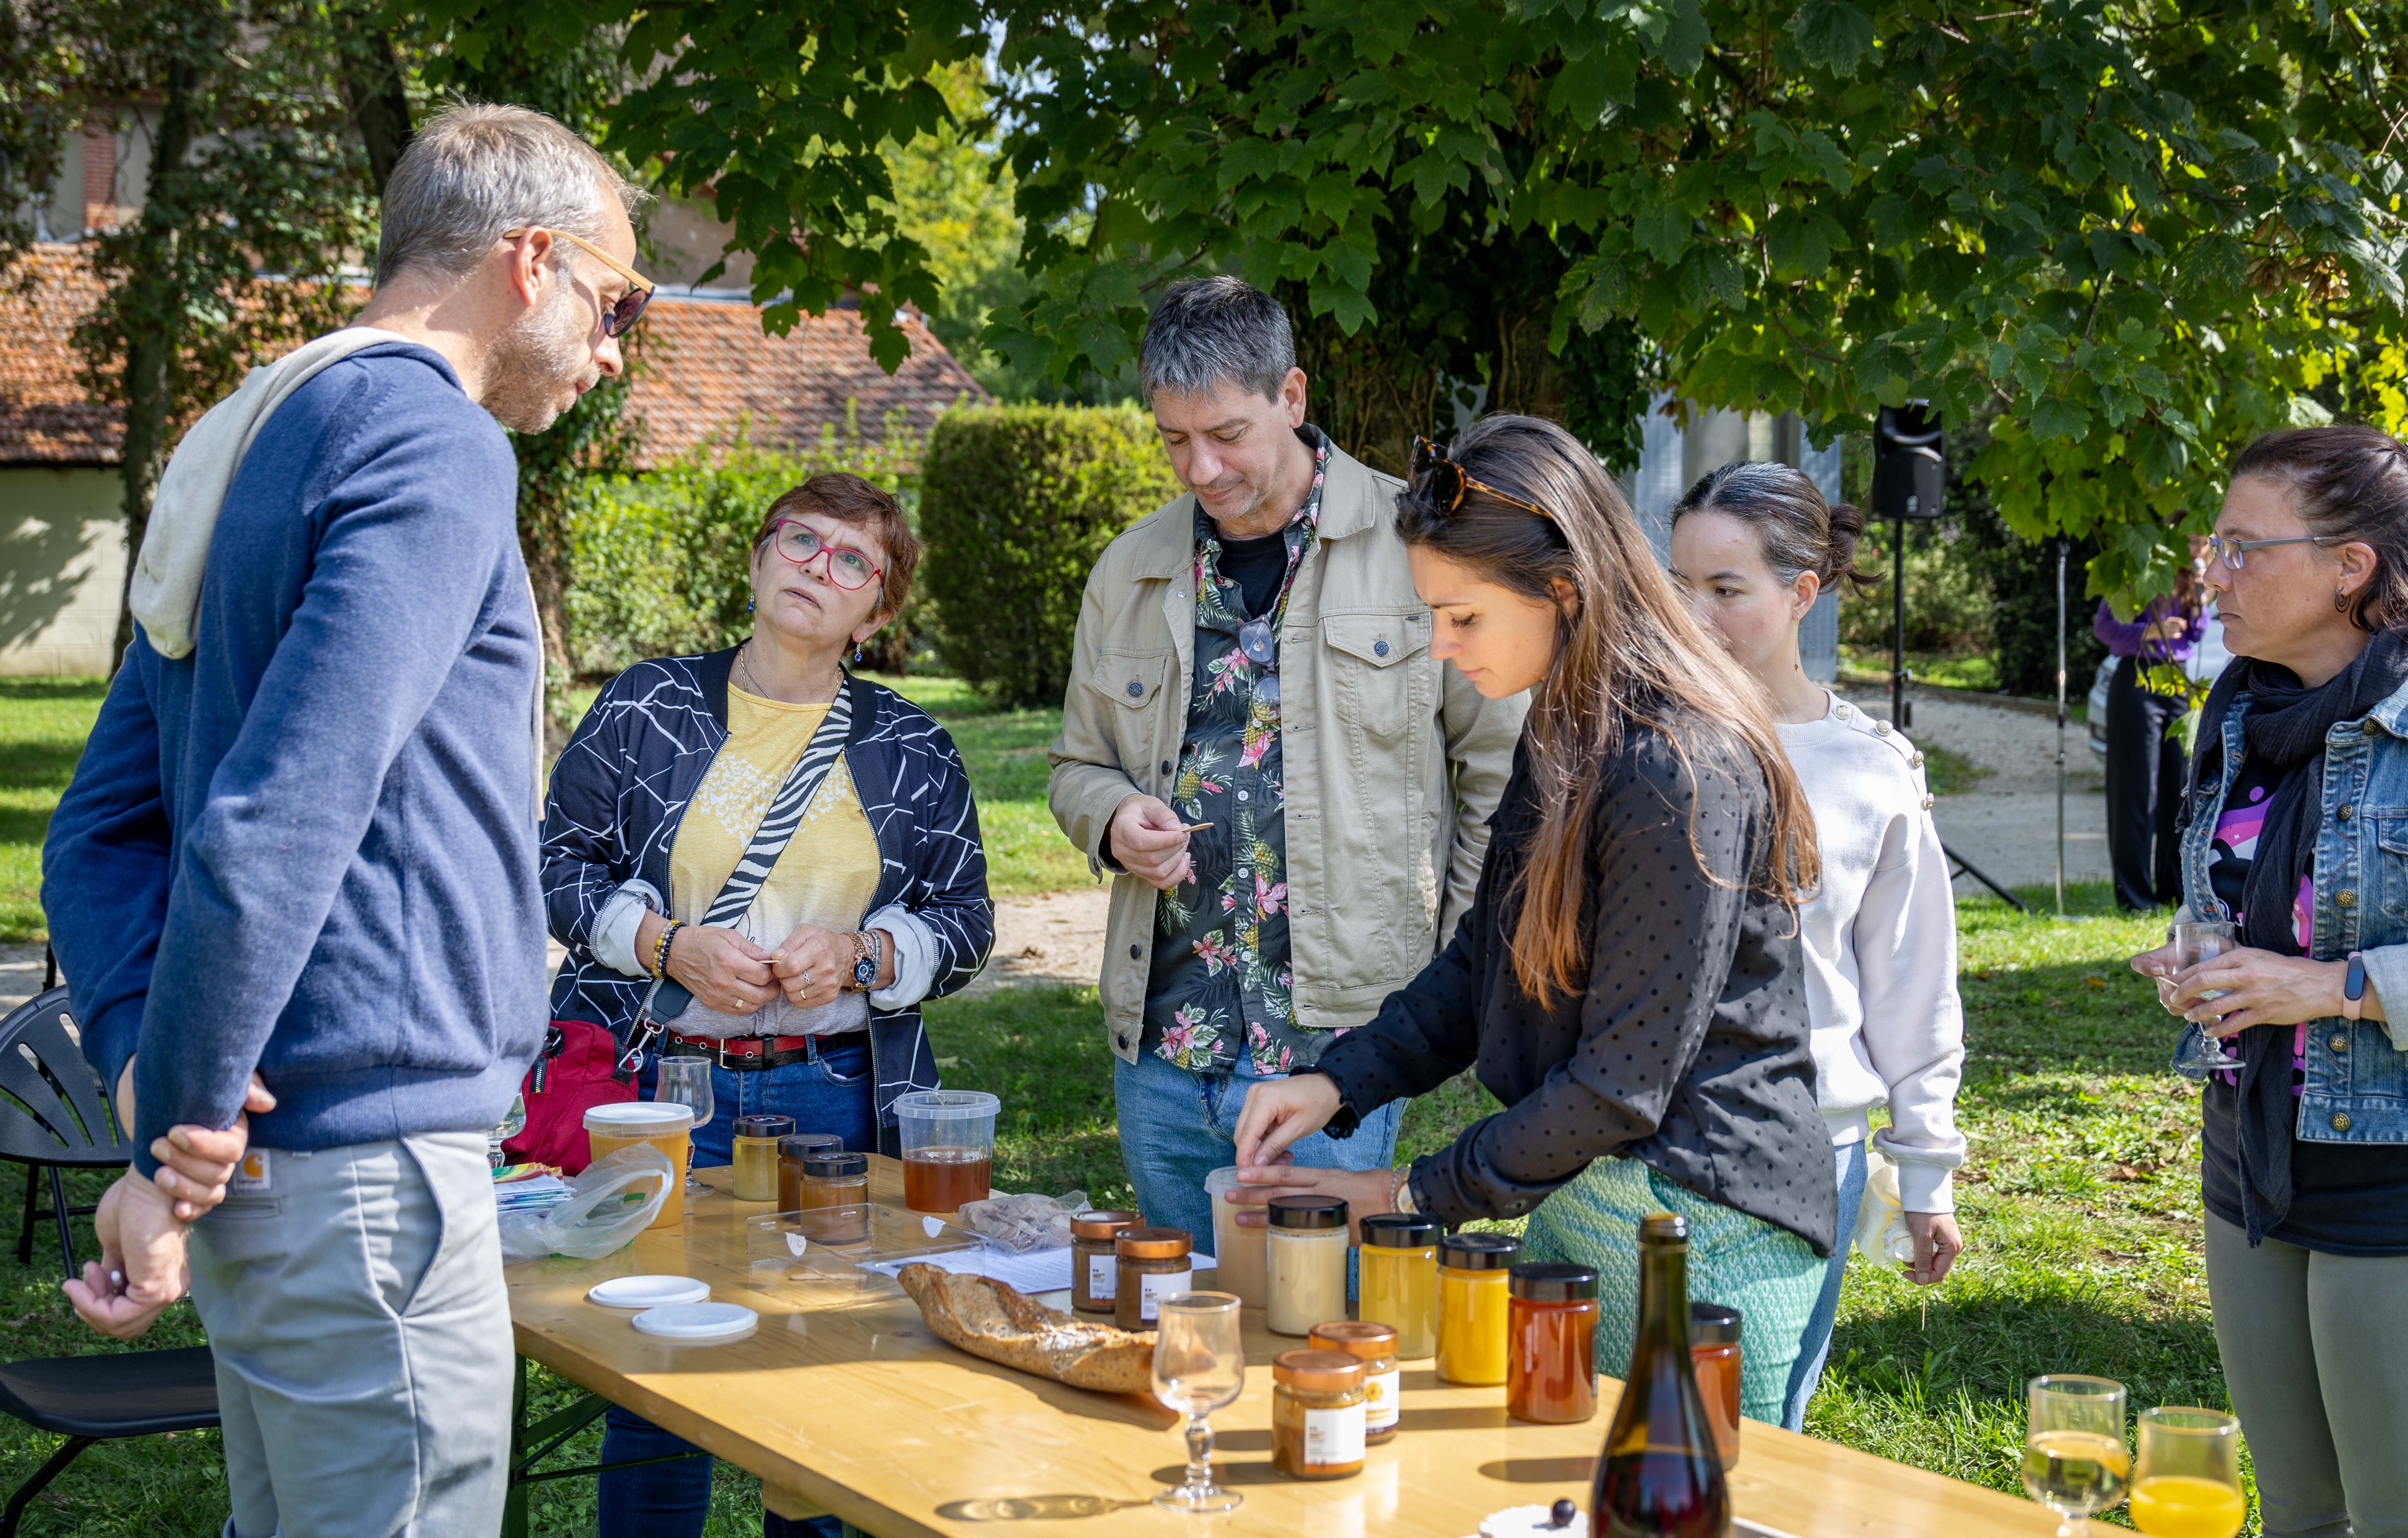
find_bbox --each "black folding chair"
[0,1346,220,1538]
[0,987,134,1278]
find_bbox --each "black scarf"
[2191,628,2408,1238]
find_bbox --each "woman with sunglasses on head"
[1230,416,1836,1424]
[1667,463,1967,1432]
[2131,427,2408,1536]
[542,472,993,1538]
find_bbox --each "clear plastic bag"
[498,1145,675,1262]
[954,1189,1088,1253]
[1852,1149,1916,1269]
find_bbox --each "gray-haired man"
[45,102,647,1537]
[1049,277,1525,1248]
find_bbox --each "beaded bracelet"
[652,920,684,980]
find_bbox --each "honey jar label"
[1136,1266,1193,1322]
[1365,1369,1400,1431]
[1088,1253,1117,1301]
[1303,1403,1365,1467]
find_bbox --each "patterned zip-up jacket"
[542,648,993,1153]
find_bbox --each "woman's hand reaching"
[1230,1073,1343,1168]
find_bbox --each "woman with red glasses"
[541,472,993,1538]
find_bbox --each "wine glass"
[2130,1407,2244,1538]
[488,1090,527,1171]
[2165,921,2238,1081]
[2022,1375,2130,1537]
[654,1054,716,1193]
[1151,1292,1245,1514]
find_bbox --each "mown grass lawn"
[0,678,106,942]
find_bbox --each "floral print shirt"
[1141,428,1332,1076]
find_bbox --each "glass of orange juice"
[584,1103,694,1230]
[2129,1407,2244,1538]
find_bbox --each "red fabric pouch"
[502,1020,634,1174]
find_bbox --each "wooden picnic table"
[503,1158,2056,1538]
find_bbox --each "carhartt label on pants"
[230,1150,270,1194]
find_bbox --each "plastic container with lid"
[729,1114,793,1202]
[1357,1213,1440,1359]
[584,1103,695,1229]
[800,1151,870,1243]
[893,1089,998,1212]
[1308,1321,1400,1443]
[1271,1349,1367,1479]
[1689,1300,1743,1468]
[1203,1166,1269,1307]
[1114,1226,1194,1329]
[1265,1197,1349,1337]
[1436,1231,1520,1385]
[776,1133,843,1212]
[1507,1263,1599,1424]
[1070,1210,1141,1315]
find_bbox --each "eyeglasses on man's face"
[770,520,884,592]
[2204,532,2337,571]
[501,226,653,337]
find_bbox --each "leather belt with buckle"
[668,1030,866,1072]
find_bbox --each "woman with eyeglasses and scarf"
[2134,425,2408,1534]
[1228,415,1836,1425]
[542,472,992,1538]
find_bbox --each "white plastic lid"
[631,1301,758,1341]
[587,1275,710,1309]
[585,1102,695,1133]
[892,1090,999,1121]
[1204,1165,1242,1199]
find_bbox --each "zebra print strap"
[699,683,852,929]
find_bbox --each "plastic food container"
[892,1090,999,1212]
[1357,1213,1440,1359]
[584,1103,695,1230]
[1203,1166,1269,1307]
[730,1114,793,1202]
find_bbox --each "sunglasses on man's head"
[502,226,654,337]
[1409,436,1558,524]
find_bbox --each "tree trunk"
[525,536,576,754]
[332,8,413,197]
[111,57,203,671]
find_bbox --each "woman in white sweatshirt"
[1669,461,1969,1431]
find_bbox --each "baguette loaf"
[897,1264,1156,1394]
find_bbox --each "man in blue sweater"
[43,103,649,1537]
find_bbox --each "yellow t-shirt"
[670,690,882,950]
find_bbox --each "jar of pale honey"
[582,1102,694,1230]
[730,1114,793,1202]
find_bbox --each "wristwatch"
[2344,950,2367,1020]
[845,930,880,992]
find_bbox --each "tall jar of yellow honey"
[1436,1231,1520,1386]
[1357,1213,1441,1360]
[583,1102,694,1230]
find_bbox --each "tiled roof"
[624,293,987,469]
[0,246,120,467]
[0,246,986,471]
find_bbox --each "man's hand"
[62,1173,190,1340]
[116,1057,278,1221]
[1230,1073,1343,1168]
[664,924,781,1015]
[1902,1212,1963,1286]
[1107,795,1194,891]
[769,924,854,1011]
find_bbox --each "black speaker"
[1873,403,1945,521]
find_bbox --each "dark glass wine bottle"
[1590,1213,1731,1538]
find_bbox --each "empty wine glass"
[654,1054,716,1193]
[488,1090,527,1170]
[2022,1375,2129,1537]
[2164,921,2238,1082]
[1152,1291,1245,1514]
[2130,1407,2244,1538]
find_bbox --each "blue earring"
[747,597,755,613]
[853,643,863,663]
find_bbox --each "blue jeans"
[1780,1137,1871,1431]
[1112,1047,1403,1257]
[601,1035,873,1538]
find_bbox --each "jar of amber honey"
[1689,1300,1742,1468]
[1070,1210,1141,1316]
[776,1133,843,1212]
[1308,1321,1400,1444]
[1506,1263,1598,1424]
[1113,1227,1193,1329]
[1272,1350,1366,1479]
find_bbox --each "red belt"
[667,1029,864,1072]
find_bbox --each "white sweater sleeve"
[1850,801,1969,1213]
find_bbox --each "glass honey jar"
[730,1114,793,1202]
[1271,1349,1367,1479]
[1436,1231,1520,1386]
[1114,1226,1194,1329]
[1308,1321,1400,1444]
[776,1133,843,1212]
[1070,1210,1141,1316]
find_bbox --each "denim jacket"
[2180,673,2408,1143]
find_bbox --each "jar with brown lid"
[1113,1227,1194,1329]
[1070,1210,1141,1315]
[776,1133,843,1212]
[730,1114,793,1202]
[1307,1321,1400,1444]
[1271,1349,1366,1479]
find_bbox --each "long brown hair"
[2229,424,2408,632]
[1399,416,1819,1007]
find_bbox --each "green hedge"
[565,419,926,679]
[919,405,1182,707]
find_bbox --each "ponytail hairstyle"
[1668,459,1879,601]
[1396,416,1820,1008]
[2228,425,2408,633]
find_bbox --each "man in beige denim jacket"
[1048,277,1524,1246]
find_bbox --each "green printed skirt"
[1523,1155,1823,1425]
